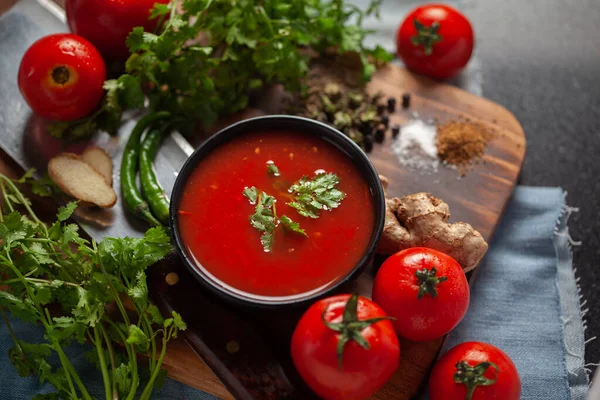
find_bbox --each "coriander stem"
[1,177,47,233]
[54,343,79,399]
[99,324,119,400]
[142,315,157,371]
[0,307,22,353]
[139,329,171,400]
[94,326,112,400]
[0,277,80,287]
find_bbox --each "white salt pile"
[392,119,439,173]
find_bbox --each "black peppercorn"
[374,124,385,143]
[381,115,389,128]
[401,92,411,109]
[387,97,396,112]
[376,103,386,115]
[391,124,400,138]
[363,135,373,152]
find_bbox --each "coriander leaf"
[72,287,104,327]
[280,215,307,237]
[288,173,346,219]
[57,202,78,222]
[127,271,148,310]
[266,162,280,177]
[31,283,51,305]
[0,291,39,323]
[243,187,258,204]
[49,316,87,344]
[126,324,149,352]
[31,175,58,197]
[150,3,170,19]
[17,169,35,183]
[115,363,133,397]
[127,27,159,53]
[244,188,277,252]
[0,212,32,247]
[147,304,165,325]
[172,311,187,332]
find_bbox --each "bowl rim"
[170,115,386,308]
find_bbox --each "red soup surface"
[177,130,375,298]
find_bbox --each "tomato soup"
[177,130,375,298]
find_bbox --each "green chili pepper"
[120,112,170,226]
[140,126,170,225]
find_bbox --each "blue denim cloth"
[0,187,588,399]
[426,186,589,400]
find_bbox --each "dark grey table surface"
[467,0,600,372]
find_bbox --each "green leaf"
[126,324,149,352]
[0,292,39,323]
[287,173,346,219]
[242,187,259,204]
[280,215,307,237]
[127,27,159,53]
[150,3,170,19]
[171,311,187,335]
[127,271,148,310]
[57,202,78,222]
[115,363,134,397]
[17,169,35,183]
[147,304,165,325]
[266,162,280,177]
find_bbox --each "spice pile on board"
[437,121,492,174]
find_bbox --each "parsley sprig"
[50,0,392,139]
[243,186,306,252]
[288,172,346,218]
[0,172,185,400]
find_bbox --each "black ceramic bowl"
[170,115,385,308]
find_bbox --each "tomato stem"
[411,18,442,55]
[322,294,393,370]
[415,267,447,299]
[52,66,70,85]
[453,360,499,400]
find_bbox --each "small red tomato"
[291,294,400,400]
[18,34,106,121]
[372,247,469,341]
[429,341,521,400]
[66,0,169,60]
[396,4,474,79]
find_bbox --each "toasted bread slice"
[81,146,113,186]
[48,153,117,208]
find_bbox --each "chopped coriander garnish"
[243,186,307,251]
[266,161,280,177]
[287,172,346,219]
[244,187,277,252]
[280,215,307,237]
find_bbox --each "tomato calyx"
[415,267,448,299]
[51,66,71,85]
[453,360,500,400]
[411,19,442,55]
[322,294,392,369]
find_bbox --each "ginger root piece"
[48,153,117,208]
[81,146,113,186]
[377,179,488,272]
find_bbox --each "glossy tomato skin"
[429,342,521,400]
[397,4,474,79]
[372,247,469,341]
[18,34,106,121]
[66,0,169,60]
[291,294,400,400]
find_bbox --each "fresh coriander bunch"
[54,0,392,138]
[0,172,185,400]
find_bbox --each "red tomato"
[66,0,169,60]
[18,34,106,121]
[396,4,474,79]
[429,342,521,400]
[372,247,469,341]
[291,294,400,400]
